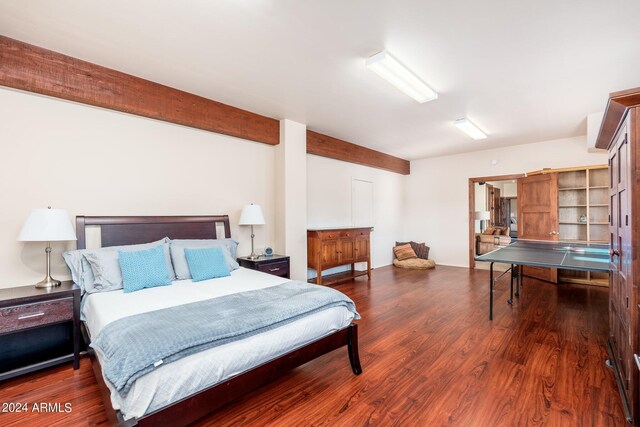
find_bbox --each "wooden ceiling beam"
[307,130,410,175]
[0,36,280,145]
[0,35,412,173]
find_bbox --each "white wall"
[0,87,611,287]
[404,136,608,268]
[307,155,405,276]
[0,88,276,288]
[486,181,517,198]
[502,182,517,197]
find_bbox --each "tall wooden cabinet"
[519,165,609,286]
[307,227,372,286]
[595,87,640,425]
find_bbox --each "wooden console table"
[307,227,372,286]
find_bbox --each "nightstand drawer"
[0,297,73,334]
[256,261,289,277]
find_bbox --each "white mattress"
[82,267,354,419]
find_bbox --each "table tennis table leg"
[490,262,494,320]
[515,265,520,297]
[508,264,514,305]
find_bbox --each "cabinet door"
[609,145,620,321]
[338,238,355,264]
[518,173,559,283]
[609,121,633,408]
[617,134,631,329]
[321,240,339,267]
[354,236,369,262]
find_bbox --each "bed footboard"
[88,322,362,427]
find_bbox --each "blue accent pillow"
[118,245,172,293]
[184,247,230,282]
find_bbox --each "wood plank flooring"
[0,265,626,426]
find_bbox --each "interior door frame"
[468,173,525,269]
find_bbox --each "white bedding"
[82,267,354,419]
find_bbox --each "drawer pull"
[635,354,640,372]
[269,268,280,272]
[18,312,45,320]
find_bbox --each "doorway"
[468,173,525,269]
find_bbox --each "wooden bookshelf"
[557,165,609,286]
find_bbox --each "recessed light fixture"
[454,118,487,140]
[365,50,438,103]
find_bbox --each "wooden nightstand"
[238,255,290,279]
[0,281,81,381]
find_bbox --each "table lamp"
[474,210,491,232]
[239,203,265,260]
[18,207,77,288]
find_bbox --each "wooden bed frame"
[75,215,362,427]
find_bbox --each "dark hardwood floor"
[0,265,625,426]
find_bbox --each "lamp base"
[247,253,260,260]
[35,276,62,289]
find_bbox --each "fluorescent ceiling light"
[454,118,487,140]
[365,51,438,103]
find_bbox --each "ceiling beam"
[307,130,410,175]
[0,35,280,145]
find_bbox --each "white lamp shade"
[474,211,491,221]
[239,204,265,226]
[18,208,77,242]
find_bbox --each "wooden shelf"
[308,270,369,286]
[559,186,608,191]
[560,222,608,225]
[560,204,608,207]
[561,277,609,287]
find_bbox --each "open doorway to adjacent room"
[468,173,525,269]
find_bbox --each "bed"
[75,215,362,427]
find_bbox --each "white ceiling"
[1,0,640,160]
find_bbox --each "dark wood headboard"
[75,215,231,250]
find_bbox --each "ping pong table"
[474,239,610,320]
